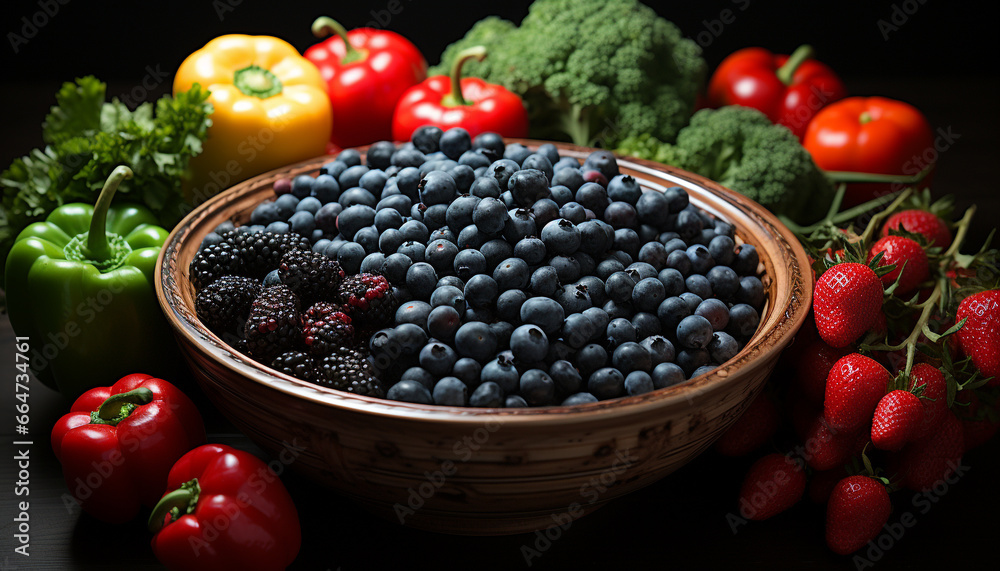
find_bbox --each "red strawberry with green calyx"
[825,475,892,555]
[737,453,806,521]
[954,289,1000,384]
[894,411,963,491]
[824,353,891,431]
[880,209,951,248]
[868,235,930,296]
[814,262,886,348]
[871,389,923,451]
[907,363,948,439]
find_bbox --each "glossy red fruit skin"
[814,263,884,348]
[826,475,892,555]
[802,414,863,471]
[824,354,891,431]
[881,209,951,249]
[871,390,923,451]
[907,363,949,439]
[714,393,780,457]
[794,339,849,404]
[954,289,1000,384]
[868,235,930,295]
[738,453,807,521]
[896,412,963,491]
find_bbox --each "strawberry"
[871,390,923,451]
[793,339,849,405]
[907,363,949,439]
[813,263,884,348]
[880,209,951,248]
[737,453,806,521]
[824,354,891,431]
[714,392,780,457]
[895,412,964,491]
[825,475,892,555]
[803,414,864,471]
[954,289,1000,384]
[868,235,930,295]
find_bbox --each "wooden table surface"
[1,77,999,570]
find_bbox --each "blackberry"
[244,285,302,362]
[226,231,311,278]
[301,302,355,356]
[195,275,262,337]
[311,345,385,398]
[189,241,242,289]
[270,350,316,382]
[338,273,398,328]
[278,249,345,303]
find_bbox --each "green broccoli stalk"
[617,106,836,225]
[429,0,706,147]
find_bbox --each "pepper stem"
[90,387,154,426]
[83,166,132,262]
[444,46,487,107]
[823,163,934,184]
[233,65,283,99]
[148,479,201,533]
[776,45,814,85]
[312,17,364,65]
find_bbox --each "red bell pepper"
[392,46,529,142]
[803,96,935,206]
[148,444,301,571]
[50,373,205,523]
[707,45,846,139]
[305,16,427,149]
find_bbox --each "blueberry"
[411,125,443,153]
[481,356,520,394]
[737,276,766,309]
[376,217,404,245]
[603,299,633,320]
[696,298,730,331]
[364,141,394,170]
[493,257,530,291]
[453,321,498,363]
[335,148,362,167]
[469,381,504,407]
[583,150,620,181]
[429,285,467,313]
[401,367,435,390]
[504,143,532,165]
[732,244,759,275]
[606,174,641,205]
[419,342,458,376]
[510,325,549,362]
[676,349,711,376]
[561,313,596,349]
[692,365,717,378]
[459,150,493,170]
[486,159,520,190]
[685,274,713,299]
[613,228,641,260]
[470,176,502,199]
[519,296,565,335]
[708,235,736,266]
[496,290,527,323]
[464,274,499,309]
[354,227,380,254]
[726,304,760,337]
[631,277,666,313]
[387,380,433,404]
[263,269,281,287]
[530,198,560,229]
[577,275,606,306]
[605,271,638,304]
[529,266,560,297]
[505,395,529,408]
[378,195,412,216]
[359,169,389,195]
[472,197,507,234]
[295,196,322,215]
[503,208,537,243]
[394,323,429,354]
[428,227,456,244]
[480,239,514,269]
[541,219,581,255]
[391,148,426,168]
[508,169,551,207]
[424,204,449,231]
[665,249,691,276]
[636,191,670,229]
[339,188,378,209]
[663,186,689,213]
[323,239,346,259]
[424,239,459,272]
[679,292,703,313]
[709,331,740,364]
[676,209,703,241]
[575,343,608,377]
[588,367,625,400]
[707,265,740,300]
[613,341,652,374]
[575,182,609,213]
[399,220,430,244]
[382,253,412,284]
[514,236,547,265]
[360,252,386,274]
[631,311,661,339]
[290,174,314,198]
[595,258,625,280]
[452,357,483,387]
[562,392,599,406]
[437,275,465,290]
[677,315,713,349]
[520,369,556,406]
[490,321,513,349]
[604,201,638,229]
[521,153,554,183]
[473,132,505,157]
[439,128,472,159]
[286,210,314,236]
[549,185,575,206]
[431,377,467,406]
[338,165,369,190]
[464,307,493,323]
[274,194,300,219]
[625,371,654,396]
[640,335,675,367]
[606,317,637,348]
[405,263,438,300]
[446,195,481,232]
[198,232,223,252]
[582,307,610,340]
[321,161,348,180]
[557,284,592,314]
[552,167,584,192]
[250,201,282,225]
[265,221,290,234]
[651,362,686,389]
[336,205,376,241]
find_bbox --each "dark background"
[1,0,998,569]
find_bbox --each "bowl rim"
[155,140,812,426]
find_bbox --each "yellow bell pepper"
[174,35,332,205]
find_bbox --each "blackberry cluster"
[195,275,262,338]
[244,285,301,362]
[193,128,767,408]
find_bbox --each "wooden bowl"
[155,141,812,535]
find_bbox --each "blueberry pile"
[192,127,765,408]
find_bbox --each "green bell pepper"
[4,166,180,398]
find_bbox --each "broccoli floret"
[429,0,706,147]
[617,106,835,225]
